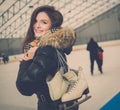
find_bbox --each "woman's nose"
[35,22,40,28]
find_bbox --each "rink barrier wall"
[0,40,120,64]
[73,40,120,51]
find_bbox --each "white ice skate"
[61,67,91,102]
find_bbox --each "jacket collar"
[38,27,76,49]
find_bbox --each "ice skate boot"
[61,67,89,102]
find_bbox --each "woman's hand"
[20,47,38,61]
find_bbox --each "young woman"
[16,5,88,110]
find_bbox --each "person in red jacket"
[98,46,104,71]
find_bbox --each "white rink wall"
[2,40,120,64]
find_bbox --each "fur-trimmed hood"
[38,27,76,49]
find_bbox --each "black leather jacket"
[16,27,79,110]
[16,27,75,96]
[16,46,66,95]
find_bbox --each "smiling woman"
[33,12,52,37]
[16,5,80,110]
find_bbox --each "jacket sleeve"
[16,46,58,96]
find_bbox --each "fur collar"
[38,27,76,49]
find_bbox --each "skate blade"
[59,95,92,110]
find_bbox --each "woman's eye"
[42,20,47,24]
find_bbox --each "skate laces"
[67,80,79,93]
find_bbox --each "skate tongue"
[78,67,86,80]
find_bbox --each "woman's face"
[33,12,52,38]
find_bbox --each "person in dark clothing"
[15,5,88,110]
[2,53,9,64]
[87,38,103,75]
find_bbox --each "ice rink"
[0,40,120,110]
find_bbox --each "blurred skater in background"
[87,38,103,75]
